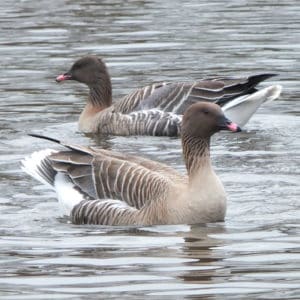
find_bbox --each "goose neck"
[182,134,211,177]
[88,80,112,109]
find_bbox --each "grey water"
[0,0,299,299]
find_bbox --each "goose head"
[182,102,241,139]
[181,102,241,176]
[56,55,110,87]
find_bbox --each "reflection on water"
[0,0,299,299]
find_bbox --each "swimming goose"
[56,55,281,135]
[22,102,241,226]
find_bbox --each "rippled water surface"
[0,0,299,299]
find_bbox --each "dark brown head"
[56,55,110,87]
[182,102,241,139]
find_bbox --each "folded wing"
[28,135,184,209]
[113,74,276,115]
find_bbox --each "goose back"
[113,74,277,115]
[33,135,185,210]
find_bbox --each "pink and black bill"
[218,115,241,132]
[56,72,73,82]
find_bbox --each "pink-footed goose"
[22,102,241,226]
[56,55,281,136]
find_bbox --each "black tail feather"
[28,133,94,156]
[216,73,278,106]
[28,133,61,145]
[247,73,277,86]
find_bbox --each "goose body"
[22,102,241,226]
[56,55,282,136]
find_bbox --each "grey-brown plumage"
[22,102,241,226]
[56,55,281,135]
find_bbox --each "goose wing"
[30,135,184,210]
[50,149,175,209]
[53,149,184,225]
[113,74,276,115]
[113,82,170,113]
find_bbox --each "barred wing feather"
[113,74,276,115]
[48,143,183,210]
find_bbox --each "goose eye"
[74,61,89,70]
[74,63,83,69]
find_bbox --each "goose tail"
[222,85,282,127]
[21,149,57,188]
[21,148,86,216]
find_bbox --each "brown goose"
[22,102,241,226]
[56,55,281,136]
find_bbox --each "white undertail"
[222,85,282,127]
[54,173,86,215]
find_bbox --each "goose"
[55,55,281,136]
[22,102,241,226]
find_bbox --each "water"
[0,0,299,298]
